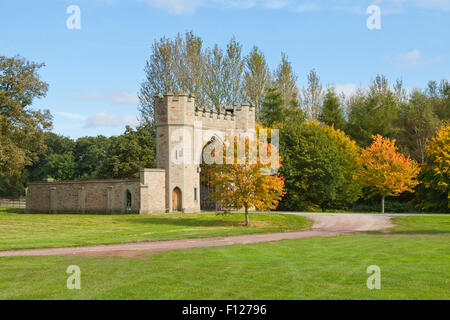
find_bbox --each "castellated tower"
[155,93,255,213]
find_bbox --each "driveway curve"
[0,213,395,258]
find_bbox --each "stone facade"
[26,94,255,214]
[154,93,255,213]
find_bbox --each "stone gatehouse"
[26,93,255,214]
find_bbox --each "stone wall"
[27,179,141,214]
[139,169,166,214]
[26,169,167,214]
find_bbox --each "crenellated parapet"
[154,92,254,131]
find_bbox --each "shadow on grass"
[1,208,26,214]
[126,216,247,228]
[366,229,450,236]
[0,208,139,216]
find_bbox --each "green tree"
[346,75,401,147]
[98,124,156,179]
[279,121,362,211]
[319,88,346,130]
[26,132,76,182]
[427,79,449,121]
[397,90,440,163]
[43,152,77,181]
[275,53,299,109]
[302,69,324,120]
[260,86,284,127]
[0,55,52,177]
[243,46,271,121]
[74,135,111,179]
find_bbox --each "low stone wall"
[26,179,141,214]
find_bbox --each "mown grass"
[0,216,449,299]
[0,208,312,251]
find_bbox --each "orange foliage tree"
[207,132,285,226]
[358,134,420,213]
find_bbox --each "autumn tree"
[207,133,285,226]
[358,135,420,213]
[415,124,449,212]
[0,55,52,177]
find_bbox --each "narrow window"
[194,187,197,201]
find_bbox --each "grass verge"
[0,216,449,299]
[0,208,312,251]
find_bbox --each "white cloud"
[84,112,139,128]
[263,0,290,10]
[295,2,321,12]
[140,0,450,15]
[57,111,139,129]
[415,0,450,11]
[222,0,257,9]
[392,49,445,68]
[69,90,139,106]
[55,112,87,121]
[332,83,360,97]
[144,0,301,14]
[107,91,140,105]
[395,49,426,67]
[371,0,450,13]
[84,112,122,128]
[145,0,204,15]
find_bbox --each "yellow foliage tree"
[207,131,285,226]
[416,124,449,211]
[358,135,420,213]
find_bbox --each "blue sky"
[1,0,448,138]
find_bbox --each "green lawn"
[0,208,312,251]
[0,216,449,299]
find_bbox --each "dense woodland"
[0,32,448,212]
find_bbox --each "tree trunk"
[381,196,385,214]
[245,204,249,227]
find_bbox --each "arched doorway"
[172,187,182,212]
[200,139,221,211]
[125,189,132,213]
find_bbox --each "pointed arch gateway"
[200,136,224,211]
[172,187,182,212]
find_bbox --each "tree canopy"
[0,55,52,177]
